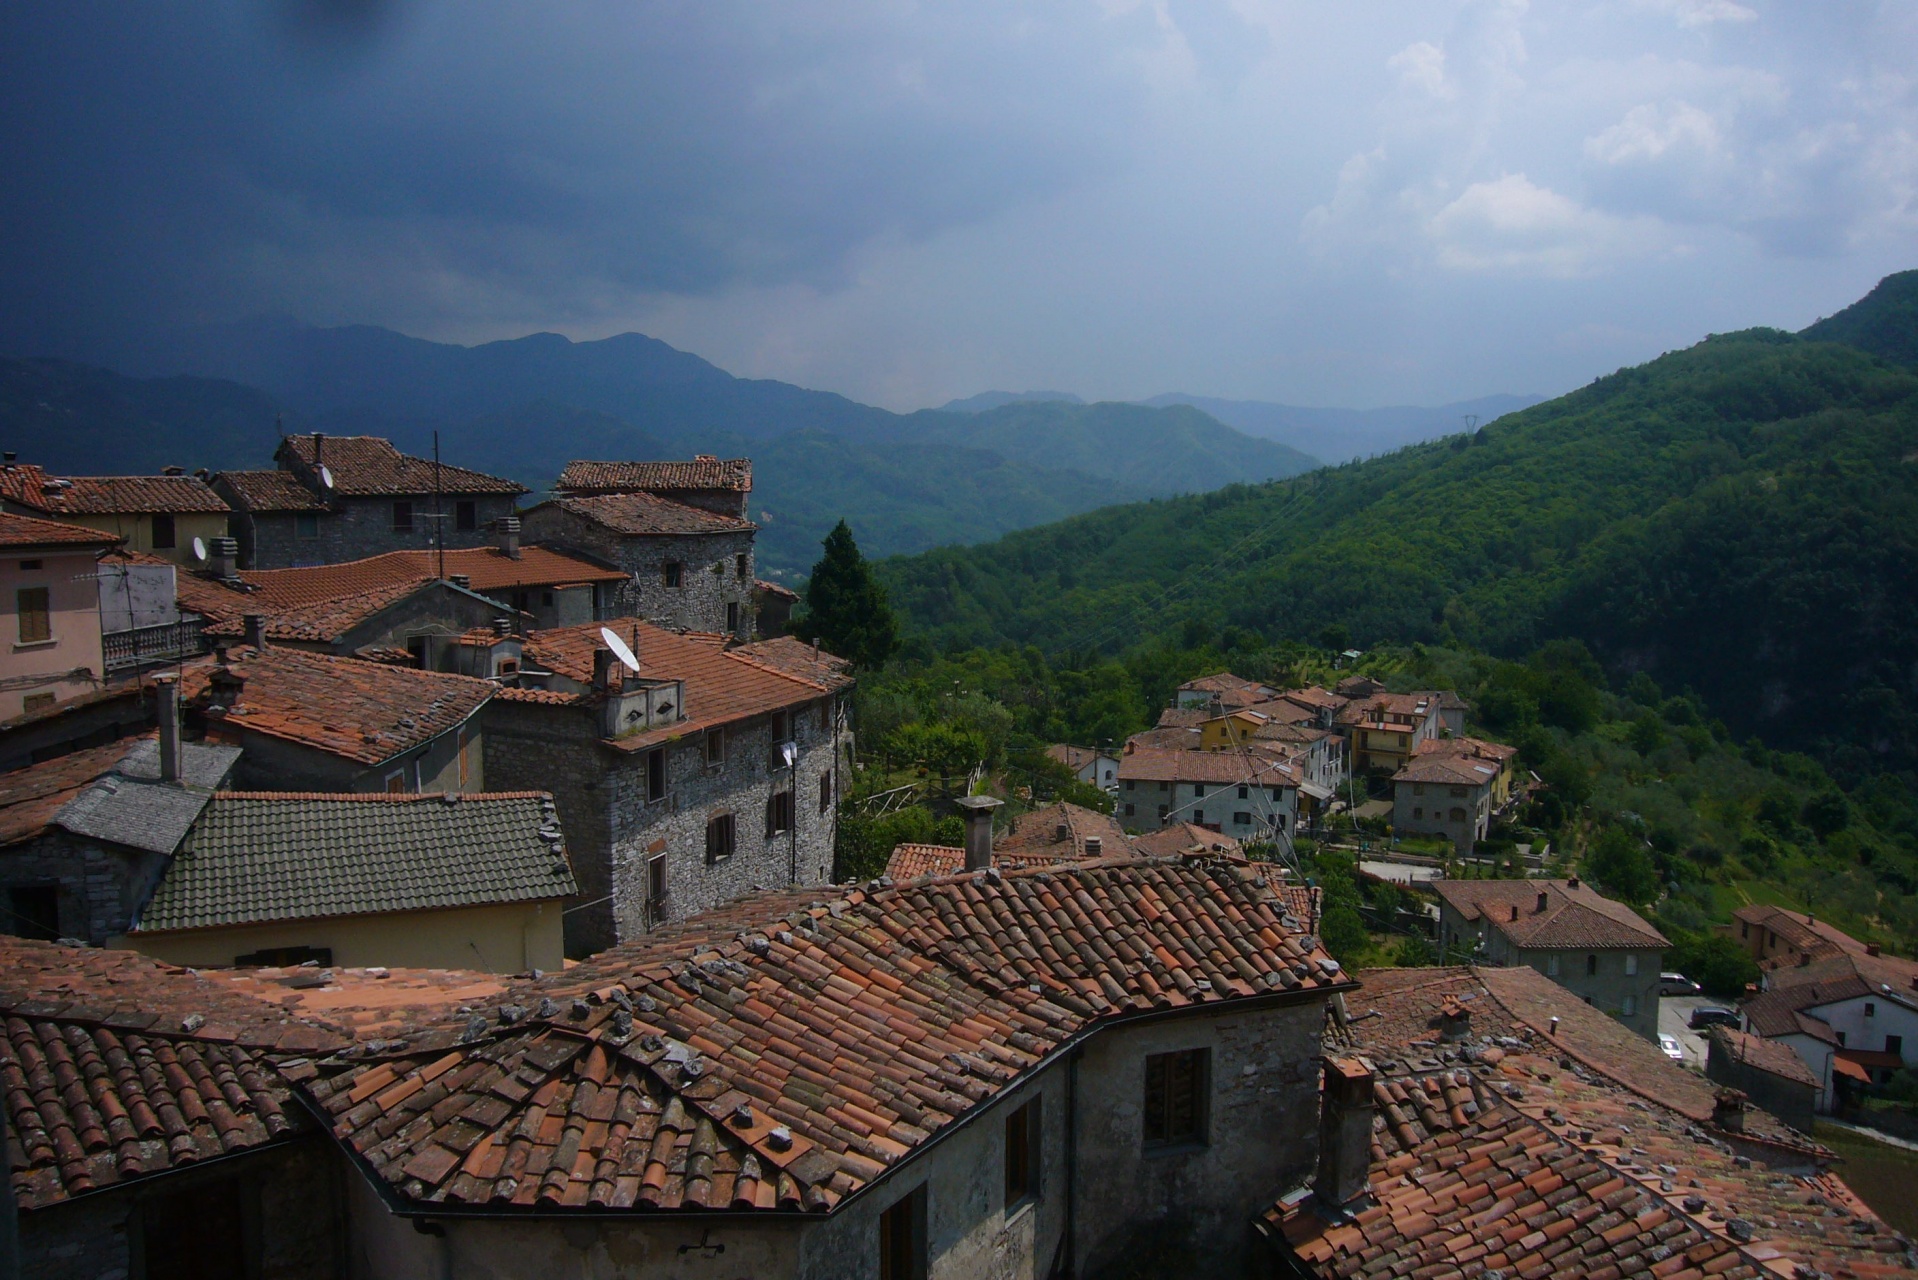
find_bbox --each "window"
[1586,954,1598,976]
[1233,811,1252,826]
[1237,785,1248,799]
[766,789,795,836]
[17,560,40,571]
[455,500,478,531]
[771,710,790,741]
[1888,1035,1904,1056]
[1004,1097,1041,1209]
[1124,803,1136,817]
[1156,805,1168,822]
[150,513,176,549]
[1547,954,1560,977]
[15,587,51,644]
[736,553,749,579]
[142,1173,250,1280]
[1865,1002,1876,1017]
[703,729,725,767]
[1624,954,1638,976]
[647,854,669,924]
[1413,807,1423,819]
[663,561,683,588]
[296,512,320,539]
[1269,788,1282,801]
[705,813,736,863]
[6,887,59,941]
[1192,783,1206,797]
[1622,995,1637,1016]
[1143,1048,1208,1148]
[385,771,407,794]
[1124,780,1135,791]
[392,500,414,531]
[1193,809,1205,825]
[820,772,833,813]
[646,749,667,802]
[727,601,740,633]
[542,590,555,606]
[1413,783,1425,796]
[1740,921,1749,939]
[878,1186,927,1280]
[22,692,55,714]
[1449,807,1466,822]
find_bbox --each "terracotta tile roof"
[1742,952,1918,1036]
[202,966,513,1045]
[134,792,578,934]
[240,547,626,605]
[1155,706,1207,728]
[201,577,469,643]
[1415,734,1518,764]
[1277,686,1348,713]
[1392,756,1499,787]
[1045,744,1103,771]
[1128,725,1203,750]
[0,468,229,515]
[519,618,842,750]
[1117,746,1298,787]
[995,801,1131,858]
[180,645,493,766]
[1129,822,1245,858]
[1433,878,1668,950]
[1335,692,1439,728]
[0,510,121,548]
[279,435,526,497]
[212,468,331,512]
[0,938,351,1210]
[754,578,798,602]
[883,843,1082,880]
[1266,966,1908,1280]
[300,859,1353,1215]
[0,738,145,847]
[1710,1028,1819,1087]
[726,636,854,692]
[556,458,753,494]
[1177,672,1275,700]
[1731,905,1869,966]
[532,491,755,536]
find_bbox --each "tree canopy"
[795,520,900,670]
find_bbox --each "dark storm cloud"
[0,2,1145,355]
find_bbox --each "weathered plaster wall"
[120,898,565,972]
[2,545,106,718]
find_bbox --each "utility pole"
[433,430,446,582]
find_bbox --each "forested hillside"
[879,272,1918,773]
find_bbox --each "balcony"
[102,619,207,674]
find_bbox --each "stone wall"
[519,505,755,638]
[241,495,520,570]
[20,1136,344,1280]
[480,691,848,957]
[0,830,164,945]
[210,717,481,794]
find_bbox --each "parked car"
[1658,1033,1685,1061]
[1689,1006,1740,1030]
[1660,971,1701,996]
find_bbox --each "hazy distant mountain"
[1142,392,1545,463]
[938,389,1085,413]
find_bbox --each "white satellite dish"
[599,626,641,673]
[191,536,207,562]
[319,464,335,490]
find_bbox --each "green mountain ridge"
[877,271,1918,772]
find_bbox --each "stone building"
[555,455,753,517]
[518,491,757,638]
[482,619,853,955]
[0,729,239,945]
[1433,877,1667,1039]
[214,433,526,569]
[0,465,232,569]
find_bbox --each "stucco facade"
[1118,775,1296,843]
[62,509,231,568]
[2,540,109,719]
[1392,775,1492,853]
[206,711,483,795]
[1437,900,1663,1039]
[121,897,565,973]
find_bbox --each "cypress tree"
[796,520,899,670]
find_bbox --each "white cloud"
[1428,174,1664,275]
[1585,100,1724,165]
[1388,41,1452,99]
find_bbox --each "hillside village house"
[1,512,118,720]
[1433,877,1667,1039]
[1389,736,1518,854]
[1336,690,1444,775]
[1263,963,1906,1280]
[1725,901,1873,972]
[181,570,531,661]
[482,619,853,955]
[1116,745,1298,842]
[182,644,495,794]
[1173,671,1277,711]
[1195,705,1345,818]
[1741,943,1918,1108]
[556,456,754,516]
[1707,1026,1823,1133]
[1046,742,1120,790]
[214,433,527,568]
[0,464,233,569]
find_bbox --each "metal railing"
[102,620,207,673]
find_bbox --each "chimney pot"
[243,614,267,650]
[449,574,471,590]
[1536,890,1549,914]
[1712,1088,1748,1133]
[498,516,521,560]
[955,795,1004,872]
[1315,1056,1376,1211]
[1567,876,1579,888]
[493,617,513,638]
[1866,943,1881,957]
[206,536,239,580]
[1055,821,1070,842]
[1084,836,1101,857]
[155,675,182,784]
[1509,904,1519,922]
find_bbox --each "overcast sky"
[2,1,1913,410]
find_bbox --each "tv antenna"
[599,626,641,673]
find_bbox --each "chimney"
[593,646,616,691]
[1438,998,1471,1042]
[498,516,521,560]
[1084,836,1102,858]
[1712,1088,1748,1134]
[207,651,245,711]
[1315,1057,1376,1212]
[1509,903,1519,922]
[206,536,238,580]
[312,432,324,471]
[955,795,1004,872]
[243,614,267,650]
[155,675,182,784]
[493,616,513,638]
[449,574,471,590]
[1566,876,1579,888]
[1867,943,1881,957]
[1535,890,1549,914]
[1548,1015,1560,1038]
[1055,821,1070,843]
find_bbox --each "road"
[1659,994,1713,1071]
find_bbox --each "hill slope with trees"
[878,272,1918,773]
